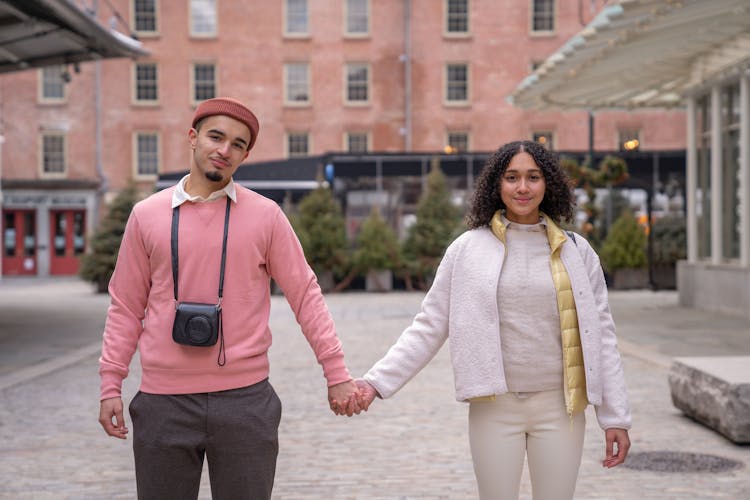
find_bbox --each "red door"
[49,210,86,275]
[2,210,37,275]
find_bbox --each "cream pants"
[468,389,585,500]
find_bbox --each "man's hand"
[99,397,128,439]
[603,428,630,468]
[354,379,378,411]
[328,380,363,417]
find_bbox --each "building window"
[284,63,310,104]
[721,82,740,260]
[531,0,554,33]
[446,132,469,152]
[345,63,369,103]
[193,63,216,102]
[345,0,369,36]
[133,0,158,34]
[287,133,310,157]
[190,0,217,37]
[446,0,469,34]
[41,133,66,176]
[618,129,640,151]
[532,131,553,149]
[346,132,369,153]
[135,63,158,103]
[135,132,159,177]
[39,66,66,102]
[285,0,308,36]
[446,63,468,103]
[696,94,711,259]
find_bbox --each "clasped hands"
[328,378,378,416]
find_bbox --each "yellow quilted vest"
[490,211,588,416]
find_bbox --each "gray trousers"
[128,379,282,500]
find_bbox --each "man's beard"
[204,171,223,182]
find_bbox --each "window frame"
[284,62,311,106]
[284,0,310,38]
[286,132,311,158]
[444,0,470,37]
[446,131,470,153]
[191,62,217,104]
[133,131,161,179]
[344,131,370,153]
[39,132,67,178]
[133,62,159,105]
[132,0,159,37]
[531,130,555,150]
[444,62,470,106]
[344,62,371,106]
[38,66,68,103]
[189,0,218,38]
[529,0,556,36]
[344,0,370,38]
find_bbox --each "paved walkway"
[0,278,748,499]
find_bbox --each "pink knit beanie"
[192,97,260,150]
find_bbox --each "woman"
[354,140,631,500]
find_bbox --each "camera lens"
[186,315,213,344]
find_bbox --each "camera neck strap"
[171,196,231,303]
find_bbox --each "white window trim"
[443,62,470,106]
[343,0,371,38]
[445,130,470,152]
[190,61,218,105]
[38,132,67,179]
[37,66,68,104]
[283,62,312,107]
[132,62,160,106]
[531,130,555,149]
[189,0,218,38]
[283,0,310,38]
[132,0,160,37]
[343,62,372,106]
[343,131,371,152]
[529,0,556,37]
[133,131,161,180]
[443,0,470,38]
[285,131,312,158]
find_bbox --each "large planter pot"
[317,270,335,293]
[366,269,393,292]
[608,268,649,290]
[651,263,677,290]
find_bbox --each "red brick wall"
[0,0,686,194]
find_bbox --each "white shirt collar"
[501,213,547,230]
[172,174,237,208]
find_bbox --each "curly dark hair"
[466,140,576,228]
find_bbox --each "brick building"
[1,0,686,276]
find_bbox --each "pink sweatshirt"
[99,185,351,400]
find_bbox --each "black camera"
[172,302,221,346]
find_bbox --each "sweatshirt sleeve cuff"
[100,371,124,401]
[321,356,352,387]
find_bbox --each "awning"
[509,0,750,110]
[0,0,146,74]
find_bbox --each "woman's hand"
[603,428,630,468]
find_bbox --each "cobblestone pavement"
[0,280,748,499]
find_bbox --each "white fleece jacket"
[364,227,631,430]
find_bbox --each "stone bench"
[668,356,750,444]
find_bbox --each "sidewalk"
[0,279,748,499]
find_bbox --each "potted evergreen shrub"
[353,207,400,292]
[599,210,648,289]
[650,213,686,289]
[79,184,139,293]
[401,162,462,290]
[290,185,349,292]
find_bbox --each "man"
[98,97,361,500]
